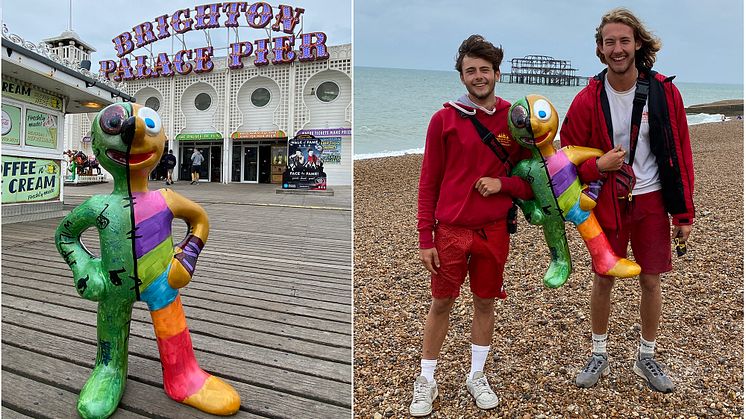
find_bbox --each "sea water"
[354,66,744,159]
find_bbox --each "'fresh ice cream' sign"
[2,156,60,203]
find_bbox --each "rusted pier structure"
[500,55,586,86]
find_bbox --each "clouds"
[355,0,744,84]
[2,1,741,84]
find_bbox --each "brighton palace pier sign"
[99,3,330,81]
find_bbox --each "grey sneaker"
[633,353,675,393]
[409,375,438,417]
[575,352,610,388]
[466,371,499,410]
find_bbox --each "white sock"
[639,336,656,357]
[420,359,437,383]
[592,333,608,354]
[469,344,490,379]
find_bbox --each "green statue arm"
[55,198,108,301]
[511,159,531,179]
[515,198,547,225]
[511,160,546,225]
[561,146,604,166]
[162,189,209,288]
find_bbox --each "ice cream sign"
[100,3,329,81]
[2,156,61,203]
[2,110,11,135]
[24,110,58,149]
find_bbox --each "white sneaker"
[466,371,499,410]
[409,375,438,417]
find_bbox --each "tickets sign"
[318,137,341,164]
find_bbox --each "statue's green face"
[508,97,535,149]
[91,103,166,180]
[508,95,559,150]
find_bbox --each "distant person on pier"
[164,149,177,185]
[561,7,694,393]
[409,34,533,416]
[190,148,204,184]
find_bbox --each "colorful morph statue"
[55,103,240,418]
[507,95,641,288]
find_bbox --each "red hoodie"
[560,69,695,230]
[417,97,533,249]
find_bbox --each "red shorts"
[600,190,672,276]
[431,222,509,299]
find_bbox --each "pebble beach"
[353,120,744,417]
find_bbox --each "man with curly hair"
[561,8,694,393]
[410,35,533,415]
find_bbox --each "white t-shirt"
[605,77,661,195]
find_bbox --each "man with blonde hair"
[561,8,694,393]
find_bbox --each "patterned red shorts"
[431,222,509,299]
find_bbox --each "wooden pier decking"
[1,183,352,418]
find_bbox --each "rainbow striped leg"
[77,298,133,419]
[150,295,241,415]
[577,212,641,278]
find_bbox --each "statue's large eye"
[511,105,529,129]
[99,105,127,135]
[137,106,162,136]
[533,99,552,121]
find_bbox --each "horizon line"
[354,65,744,86]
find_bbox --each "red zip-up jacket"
[417,97,533,249]
[560,69,695,231]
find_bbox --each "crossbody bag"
[615,73,649,201]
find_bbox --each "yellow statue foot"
[182,375,241,415]
[603,258,641,278]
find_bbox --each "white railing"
[2,22,128,91]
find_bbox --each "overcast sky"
[2,1,742,84]
[356,0,744,85]
[2,0,351,64]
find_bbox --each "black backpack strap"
[456,107,519,234]
[456,109,513,171]
[598,69,649,164]
[599,83,614,145]
[628,72,649,164]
